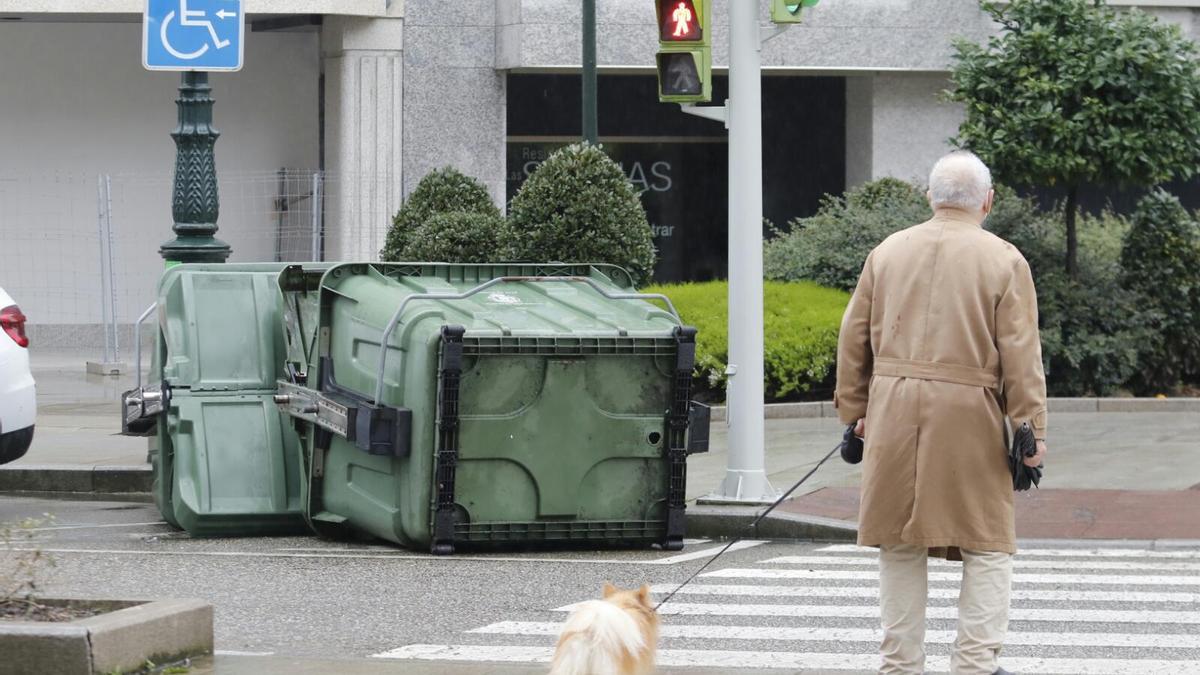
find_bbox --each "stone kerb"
[0,598,212,675]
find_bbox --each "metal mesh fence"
[0,168,396,362]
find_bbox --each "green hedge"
[643,280,850,402]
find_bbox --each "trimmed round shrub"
[1120,190,1200,392]
[642,280,851,402]
[381,167,501,261]
[402,211,506,263]
[504,143,656,284]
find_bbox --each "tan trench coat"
[835,210,1048,555]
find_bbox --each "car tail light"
[0,305,29,348]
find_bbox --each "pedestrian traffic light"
[655,0,711,103]
[770,0,819,24]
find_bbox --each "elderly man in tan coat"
[836,151,1048,675]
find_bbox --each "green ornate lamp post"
[160,72,231,264]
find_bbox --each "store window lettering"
[520,159,672,193]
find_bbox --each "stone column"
[321,14,404,261]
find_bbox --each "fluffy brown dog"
[548,583,659,675]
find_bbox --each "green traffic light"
[784,2,801,13]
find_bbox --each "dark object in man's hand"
[840,423,864,464]
[1008,421,1042,491]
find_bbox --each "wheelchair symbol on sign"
[160,0,236,60]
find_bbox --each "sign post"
[143,0,244,264]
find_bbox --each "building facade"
[1,0,1197,341]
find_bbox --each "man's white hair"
[927,151,993,210]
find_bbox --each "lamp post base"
[697,470,780,505]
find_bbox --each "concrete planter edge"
[0,598,213,675]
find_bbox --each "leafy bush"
[642,280,850,402]
[1036,271,1151,396]
[764,178,928,291]
[764,179,1041,292]
[976,201,1147,396]
[401,212,506,263]
[1120,190,1200,392]
[505,143,656,284]
[381,167,501,261]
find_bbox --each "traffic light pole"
[706,0,776,504]
[581,0,598,144]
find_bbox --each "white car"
[0,286,35,464]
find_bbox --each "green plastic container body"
[151,263,314,536]
[301,263,689,549]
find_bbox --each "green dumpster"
[124,262,709,553]
[276,262,709,553]
[123,263,319,536]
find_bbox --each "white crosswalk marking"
[469,620,1200,649]
[702,567,1200,586]
[764,555,1200,572]
[646,582,1200,604]
[375,544,1200,672]
[818,544,1200,559]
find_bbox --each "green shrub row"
[642,280,850,402]
[765,179,1200,396]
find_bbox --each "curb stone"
[0,464,151,495]
[0,598,212,675]
[686,504,858,542]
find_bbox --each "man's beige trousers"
[878,544,1013,675]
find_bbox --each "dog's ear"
[636,584,650,604]
[602,582,617,598]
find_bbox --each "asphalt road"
[2,494,1200,674]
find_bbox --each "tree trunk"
[1065,186,1079,279]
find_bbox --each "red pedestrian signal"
[655,0,711,103]
[659,0,702,42]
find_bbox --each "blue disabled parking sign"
[143,0,244,71]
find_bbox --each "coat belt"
[873,357,1000,389]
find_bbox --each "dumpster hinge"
[274,359,413,459]
[432,324,466,556]
[663,325,698,551]
[121,382,170,436]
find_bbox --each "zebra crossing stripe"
[817,544,1200,559]
[763,555,1200,572]
[648,540,767,565]
[553,601,1200,624]
[701,567,1200,586]
[468,620,1200,649]
[371,644,1200,673]
[646,582,1200,604]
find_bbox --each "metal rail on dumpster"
[372,275,681,405]
[133,301,158,392]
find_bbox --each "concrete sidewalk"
[5,350,1199,542]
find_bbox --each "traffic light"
[655,0,711,103]
[770,0,819,24]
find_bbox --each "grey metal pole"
[581,0,598,144]
[104,175,119,364]
[708,0,775,503]
[310,172,323,262]
[95,176,113,365]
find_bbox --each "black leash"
[654,441,843,611]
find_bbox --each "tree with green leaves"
[948,0,1200,277]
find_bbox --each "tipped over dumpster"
[123,262,710,554]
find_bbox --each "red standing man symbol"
[672,2,693,37]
